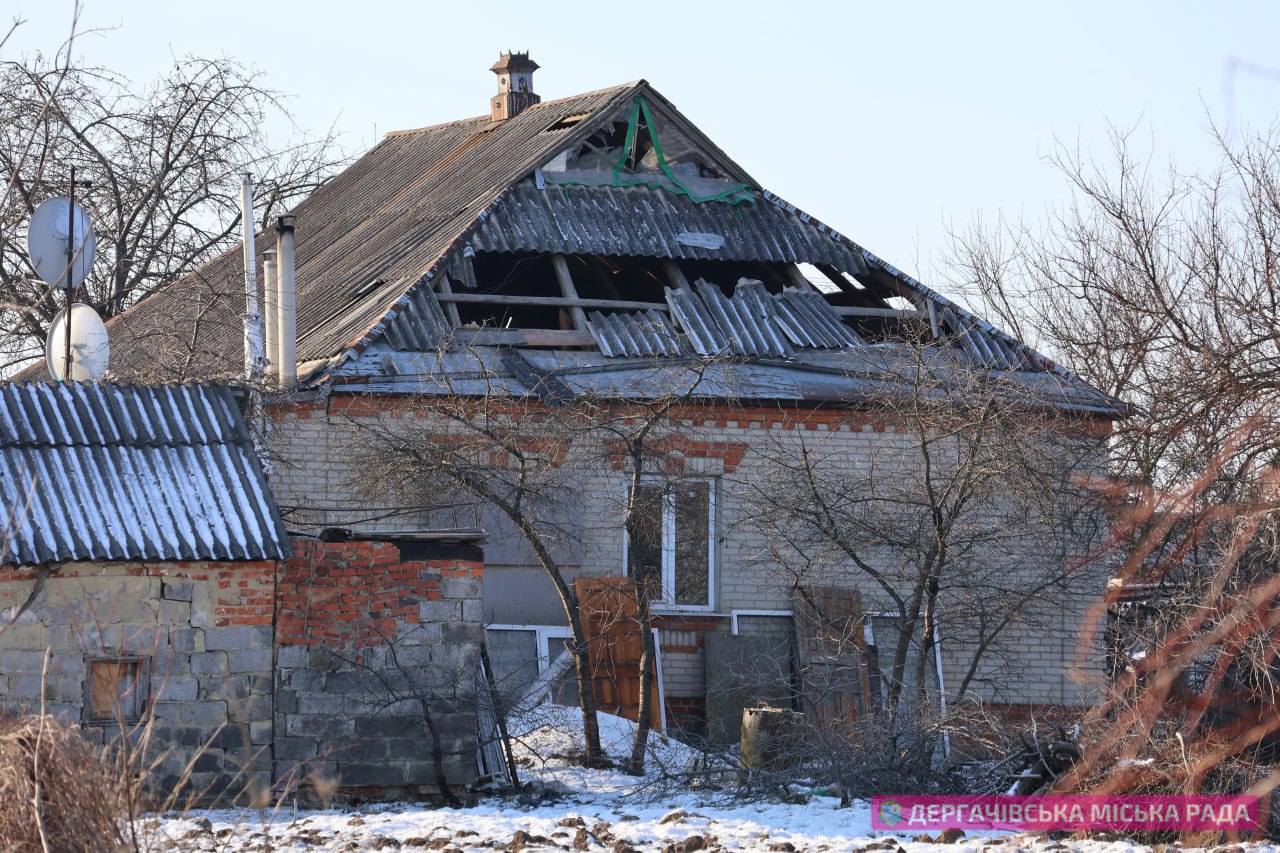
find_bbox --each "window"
[627,479,715,610]
[863,615,943,715]
[485,625,576,707]
[86,657,149,723]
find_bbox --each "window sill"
[649,604,722,616]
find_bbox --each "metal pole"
[63,167,75,381]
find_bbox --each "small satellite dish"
[27,198,96,289]
[45,303,110,382]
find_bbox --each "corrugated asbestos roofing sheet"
[584,280,861,359]
[468,182,870,273]
[0,382,288,566]
[99,83,658,381]
[72,74,1125,417]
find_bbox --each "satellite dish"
[45,303,110,382]
[27,198,96,289]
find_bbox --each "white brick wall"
[266,400,1113,709]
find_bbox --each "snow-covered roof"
[0,382,287,566]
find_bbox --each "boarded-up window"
[87,658,147,723]
[627,480,714,608]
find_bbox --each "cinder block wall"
[0,561,276,802]
[275,537,483,792]
[0,536,485,800]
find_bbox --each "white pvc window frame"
[623,478,717,613]
[485,624,574,673]
[730,609,793,635]
[864,610,948,716]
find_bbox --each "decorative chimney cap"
[490,52,539,75]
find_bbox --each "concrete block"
[0,649,50,673]
[273,737,318,760]
[204,627,252,652]
[227,649,272,674]
[160,579,194,602]
[275,645,309,669]
[441,576,481,601]
[190,652,227,676]
[181,700,229,727]
[285,715,353,739]
[249,625,273,649]
[275,690,297,715]
[419,600,460,623]
[171,625,198,650]
[154,676,199,702]
[297,693,345,716]
[442,622,480,645]
[228,695,272,724]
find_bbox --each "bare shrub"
[0,713,129,852]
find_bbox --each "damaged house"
[70,54,1124,741]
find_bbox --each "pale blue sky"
[8,1,1280,283]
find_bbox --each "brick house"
[0,382,486,799]
[93,55,1125,738]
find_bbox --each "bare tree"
[948,126,1280,810]
[342,350,719,774]
[949,125,1280,498]
[743,346,1108,731]
[0,50,340,374]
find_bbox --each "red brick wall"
[278,539,481,648]
[286,394,1113,440]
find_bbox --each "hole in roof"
[543,113,590,133]
[346,278,386,300]
[883,295,916,312]
[796,263,840,294]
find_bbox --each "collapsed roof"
[95,67,1123,417]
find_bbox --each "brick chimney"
[490,52,541,121]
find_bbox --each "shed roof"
[0,382,288,565]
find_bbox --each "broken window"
[484,625,576,708]
[86,657,149,723]
[627,480,714,609]
[864,614,942,715]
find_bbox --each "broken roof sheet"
[468,181,869,273]
[339,345,1125,416]
[75,76,1124,417]
[0,382,288,565]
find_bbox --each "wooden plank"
[437,292,670,312]
[660,259,694,293]
[452,328,596,347]
[831,306,929,320]
[550,254,590,332]
[434,273,462,327]
[795,586,871,735]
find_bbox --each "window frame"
[623,477,717,613]
[864,611,948,715]
[83,655,151,725]
[485,623,574,674]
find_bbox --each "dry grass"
[0,714,130,853]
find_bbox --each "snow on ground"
[141,704,1274,852]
